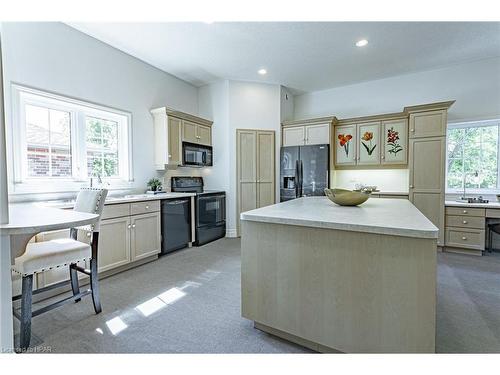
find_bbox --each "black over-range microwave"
[182,142,213,167]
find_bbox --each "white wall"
[294,57,500,122]
[198,80,281,236]
[2,22,199,199]
[228,81,281,235]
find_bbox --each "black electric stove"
[171,177,226,246]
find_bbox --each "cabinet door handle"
[128,224,131,229]
[381,155,385,159]
[409,185,414,188]
[462,236,467,240]
[410,128,415,132]
[463,220,468,224]
[86,232,91,237]
[168,154,172,158]
[132,224,136,228]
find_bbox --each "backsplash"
[332,169,409,192]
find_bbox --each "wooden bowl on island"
[324,188,371,206]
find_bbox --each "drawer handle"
[145,205,149,209]
[463,210,468,214]
[462,236,467,241]
[463,220,468,224]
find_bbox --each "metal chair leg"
[89,258,101,314]
[19,275,33,350]
[69,263,81,302]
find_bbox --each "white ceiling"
[67,22,500,94]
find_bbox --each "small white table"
[0,204,98,352]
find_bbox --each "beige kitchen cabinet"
[409,110,447,139]
[282,123,330,147]
[282,126,305,146]
[98,216,131,272]
[406,101,454,247]
[151,107,213,169]
[168,117,182,165]
[334,124,357,166]
[236,129,275,235]
[409,136,446,245]
[382,118,408,165]
[130,212,161,261]
[357,121,381,165]
[444,206,486,255]
[182,120,212,146]
[197,124,212,145]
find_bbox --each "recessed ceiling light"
[356,39,368,47]
[258,68,267,75]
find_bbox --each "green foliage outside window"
[447,125,498,190]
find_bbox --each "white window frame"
[446,119,500,195]
[10,84,133,194]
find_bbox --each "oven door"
[196,194,225,227]
[182,142,213,167]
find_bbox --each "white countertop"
[0,204,98,235]
[445,200,500,209]
[241,197,438,239]
[34,192,196,209]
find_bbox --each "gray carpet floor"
[14,238,500,353]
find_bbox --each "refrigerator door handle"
[300,160,304,197]
[295,159,300,198]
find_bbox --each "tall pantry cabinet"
[236,129,276,235]
[406,101,454,246]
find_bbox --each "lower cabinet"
[28,201,161,291]
[98,216,131,272]
[99,204,161,271]
[130,212,161,261]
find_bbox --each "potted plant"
[147,178,162,192]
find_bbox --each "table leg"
[0,234,13,353]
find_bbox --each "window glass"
[25,104,72,178]
[447,123,499,191]
[86,116,119,177]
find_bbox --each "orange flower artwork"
[338,134,353,156]
[361,131,377,156]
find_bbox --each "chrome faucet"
[90,174,103,188]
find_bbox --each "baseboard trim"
[254,322,342,353]
[226,229,238,238]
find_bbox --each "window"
[447,120,500,193]
[11,85,132,193]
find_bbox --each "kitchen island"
[240,197,438,353]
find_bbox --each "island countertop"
[240,196,438,239]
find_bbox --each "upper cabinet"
[334,124,357,166]
[151,107,213,169]
[334,115,409,168]
[281,117,334,147]
[382,119,408,165]
[409,110,447,138]
[357,121,381,165]
[182,120,212,146]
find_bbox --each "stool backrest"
[73,188,108,232]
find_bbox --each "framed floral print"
[382,119,408,165]
[357,122,381,165]
[335,124,357,165]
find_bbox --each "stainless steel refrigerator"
[280,144,330,202]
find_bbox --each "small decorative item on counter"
[361,131,377,155]
[387,127,403,155]
[324,188,371,206]
[338,133,353,157]
[147,178,162,192]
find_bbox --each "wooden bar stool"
[11,188,107,351]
